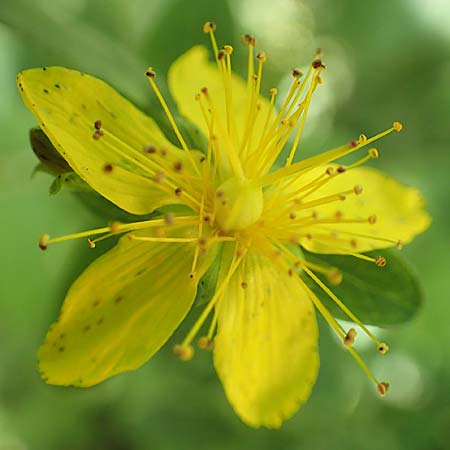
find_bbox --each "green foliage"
[302,249,423,326]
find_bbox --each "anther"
[93,130,104,140]
[198,337,213,351]
[292,68,303,78]
[241,281,248,289]
[326,167,334,176]
[354,185,364,195]
[344,328,357,347]
[289,212,297,220]
[393,121,403,132]
[375,256,387,267]
[94,120,102,130]
[369,148,379,158]
[217,49,225,60]
[242,34,256,46]
[173,161,183,172]
[368,214,377,225]
[203,214,211,223]
[201,87,209,95]
[377,342,389,355]
[103,163,113,173]
[328,269,343,285]
[144,145,157,154]
[39,234,49,250]
[223,45,233,55]
[377,382,389,396]
[173,344,194,361]
[109,222,121,233]
[338,194,347,201]
[312,59,325,69]
[358,134,368,144]
[145,69,156,78]
[174,187,182,197]
[337,166,346,173]
[202,21,216,33]
[164,214,175,226]
[350,140,358,148]
[256,52,267,62]
[87,239,95,249]
[396,240,403,250]
[270,88,278,95]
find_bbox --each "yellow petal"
[39,228,214,387]
[282,165,431,253]
[168,46,272,168]
[17,67,202,214]
[213,246,319,428]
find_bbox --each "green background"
[1,0,449,449]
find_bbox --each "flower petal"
[18,67,202,214]
[281,165,431,253]
[213,246,319,428]
[38,228,214,387]
[168,46,272,166]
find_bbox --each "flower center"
[214,177,263,231]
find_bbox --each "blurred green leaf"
[302,248,423,326]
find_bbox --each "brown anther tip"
[354,185,364,195]
[145,69,156,78]
[87,239,96,249]
[339,194,347,201]
[173,161,183,172]
[337,166,346,173]
[377,342,389,355]
[289,212,296,220]
[326,167,334,176]
[242,34,256,46]
[197,337,214,351]
[201,86,208,95]
[174,187,182,197]
[358,134,368,144]
[215,190,224,198]
[203,214,211,223]
[306,233,313,240]
[164,214,174,226]
[270,88,278,96]
[375,256,387,267]
[173,344,194,361]
[396,240,403,251]
[144,145,157,154]
[38,234,49,251]
[223,45,233,55]
[256,52,267,62]
[292,68,303,78]
[93,130,104,140]
[369,148,379,159]
[217,50,225,60]
[189,273,195,279]
[368,214,377,225]
[241,281,248,289]
[197,237,207,247]
[94,120,102,130]
[312,59,325,69]
[153,171,166,183]
[199,156,206,163]
[328,269,343,285]
[311,211,318,220]
[217,229,227,237]
[202,21,216,33]
[127,234,135,241]
[344,328,357,347]
[287,269,294,277]
[350,140,358,148]
[377,382,389,396]
[103,163,113,173]
[393,121,403,132]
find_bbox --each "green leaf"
[301,248,423,326]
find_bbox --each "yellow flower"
[17,22,430,428]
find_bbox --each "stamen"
[344,328,357,347]
[377,381,390,396]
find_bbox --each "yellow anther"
[377,342,389,355]
[369,148,379,158]
[256,51,267,62]
[353,185,364,195]
[269,87,278,96]
[38,233,49,250]
[87,239,96,249]
[328,269,343,285]
[393,121,403,132]
[173,344,194,361]
[109,221,121,233]
[198,336,214,351]
[344,328,357,347]
[202,21,216,33]
[368,214,377,224]
[223,44,233,55]
[377,381,389,396]
[358,134,368,144]
[375,256,387,267]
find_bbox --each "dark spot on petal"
[42,67,47,71]
[103,163,113,173]
[97,318,104,325]
[81,104,87,110]
[92,299,100,307]
[54,83,61,89]
[114,296,123,304]
[136,268,145,276]
[83,325,91,332]
[58,346,65,352]
[59,333,65,339]
[43,89,49,94]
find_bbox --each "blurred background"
[0,0,449,449]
